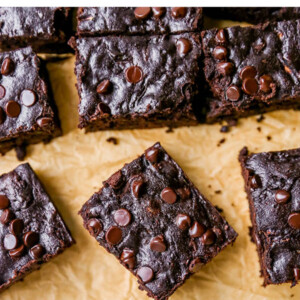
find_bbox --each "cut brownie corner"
[79,142,237,299]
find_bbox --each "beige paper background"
[1,18,300,300]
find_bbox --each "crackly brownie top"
[79,142,237,299]
[0,163,74,288]
[202,19,300,112]
[74,34,201,126]
[77,7,203,36]
[240,147,300,284]
[0,47,58,139]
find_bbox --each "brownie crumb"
[266,135,272,141]
[215,205,223,213]
[106,137,118,145]
[256,114,265,122]
[257,127,261,132]
[220,125,229,133]
[215,190,222,194]
[217,138,226,147]
[15,145,27,161]
[166,127,174,133]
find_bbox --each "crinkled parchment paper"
[1,18,300,300]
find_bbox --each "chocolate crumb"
[215,205,223,213]
[15,145,27,161]
[220,125,229,133]
[217,138,226,147]
[266,136,272,141]
[166,127,174,133]
[256,114,265,122]
[215,190,222,194]
[226,119,238,127]
[257,127,261,132]
[106,137,118,145]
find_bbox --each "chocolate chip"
[177,38,192,55]
[189,222,206,238]
[20,89,36,107]
[23,231,39,248]
[250,175,262,188]
[259,75,273,93]
[226,85,241,101]
[30,244,45,259]
[171,7,187,18]
[160,187,177,204]
[131,178,144,198]
[107,170,123,189]
[125,66,143,83]
[9,219,24,236]
[134,7,151,19]
[176,187,191,200]
[176,214,191,230]
[294,268,300,281]
[275,190,290,204]
[217,62,234,76]
[114,209,131,227]
[189,258,203,273]
[1,58,14,75]
[137,266,154,283]
[4,234,18,250]
[0,107,5,125]
[5,100,21,118]
[105,226,122,245]
[106,137,118,145]
[242,78,259,95]
[120,248,135,269]
[96,80,111,94]
[0,209,14,224]
[215,29,226,43]
[201,229,216,245]
[9,244,25,258]
[240,66,257,80]
[87,218,102,237]
[213,46,227,60]
[98,102,111,114]
[145,148,159,163]
[0,194,9,209]
[288,213,300,229]
[37,117,53,128]
[0,84,6,99]
[152,7,165,18]
[150,235,166,252]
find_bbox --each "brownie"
[0,7,73,53]
[0,46,61,159]
[239,147,300,286]
[204,7,300,24]
[0,163,74,292]
[79,142,237,299]
[77,7,203,36]
[201,19,300,122]
[70,33,202,131]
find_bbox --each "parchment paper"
[1,18,300,300]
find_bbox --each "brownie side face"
[0,47,61,158]
[72,34,202,131]
[77,7,203,36]
[79,142,237,300]
[201,20,300,122]
[0,163,75,292]
[239,147,300,286]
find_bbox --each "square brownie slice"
[0,46,61,159]
[0,163,74,292]
[77,7,203,37]
[79,142,237,299]
[239,147,300,286]
[0,7,73,54]
[71,33,202,131]
[201,19,300,123]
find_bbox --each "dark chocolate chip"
[0,194,9,209]
[189,258,203,273]
[120,248,135,269]
[288,213,300,229]
[160,187,177,204]
[98,102,111,114]
[215,29,226,43]
[150,235,166,252]
[176,187,191,200]
[176,214,191,230]
[23,231,39,248]
[259,75,273,93]
[250,175,262,188]
[9,219,24,236]
[217,62,234,76]
[213,46,227,60]
[9,244,25,258]
[177,38,192,55]
[0,107,5,125]
[125,66,143,83]
[114,209,131,227]
[275,190,290,204]
[5,100,21,118]
[107,170,123,189]
[0,84,6,99]
[226,85,241,101]
[171,7,187,18]
[0,209,14,224]
[30,244,45,259]
[189,222,206,238]
[145,148,159,163]
[294,268,300,281]
[37,117,53,128]
[240,66,257,80]
[20,89,36,107]
[131,178,144,198]
[152,7,165,18]
[242,78,259,95]
[4,234,18,250]
[137,266,154,283]
[96,80,111,94]
[1,58,14,75]
[87,218,102,237]
[105,226,122,245]
[134,7,151,19]
[201,229,216,245]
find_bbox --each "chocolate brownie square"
[79,142,237,299]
